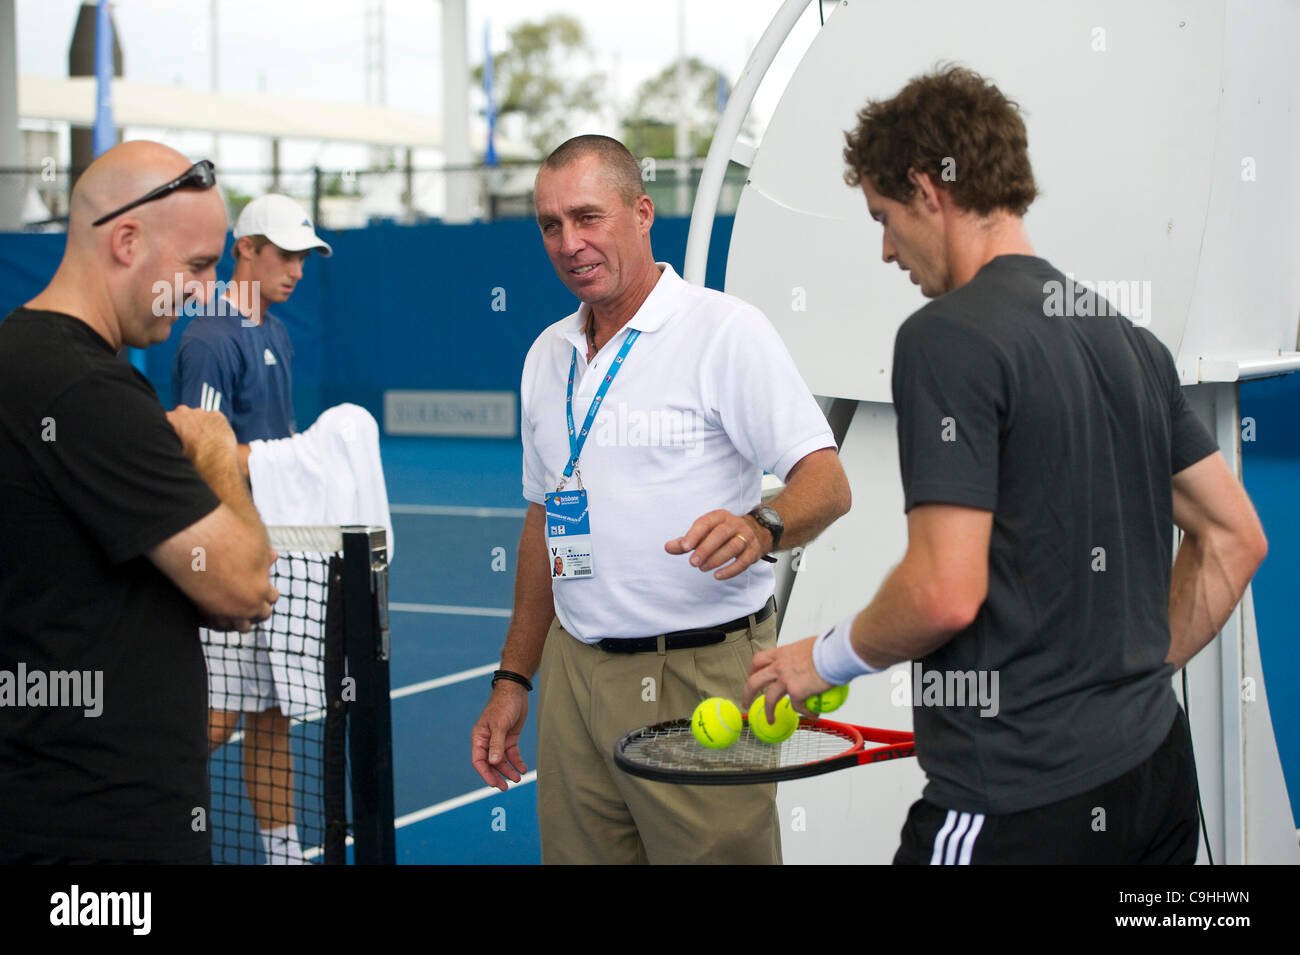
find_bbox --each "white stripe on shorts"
[957,813,985,864]
[930,810,958,864]
[930,810,986,865]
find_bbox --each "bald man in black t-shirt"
[0,141,278,863]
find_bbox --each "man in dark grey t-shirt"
[745,66,1268,863]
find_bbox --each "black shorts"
[894,707,1200,864]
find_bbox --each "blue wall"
[0,216,734,427]
[1240,373,1300,824]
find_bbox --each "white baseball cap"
[234,193,333,257]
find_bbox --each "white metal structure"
[18,74,458,150]
[687,0,1300,864]
[440,0,472,223]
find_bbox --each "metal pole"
[1214,382,1246,864]
[343,527,395,865]
[210,0,220,170]
[403,146,414,223]
[683,0,811,283]
[312,165,322,231]
[0,0,23,230]
[441,0,472,223]
[674,0,689,216]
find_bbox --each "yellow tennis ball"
[748,694,798,744]
[805,684,849,714]
[692,697,742,749]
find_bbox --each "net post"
[342,525,395,864]
[322,554,348,864]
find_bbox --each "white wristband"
[812,613,882,684]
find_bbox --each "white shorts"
[201,553,330,720]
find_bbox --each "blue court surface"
[374,436,540,865]
[207,435,540,865]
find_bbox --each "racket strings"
[621,720,858,773]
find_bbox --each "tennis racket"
[614,714,914,785]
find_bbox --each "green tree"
[622,56,750,159]
[223,186,255,223]
[473,15,605,158]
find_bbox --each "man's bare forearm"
[192,442,267,544]
[750,448,851,552]
[847,559,969,669]
[1167,529,1262,670]
[498,504,556,679]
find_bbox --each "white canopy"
[19,73,517,154]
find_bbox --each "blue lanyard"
[562,328,640,484]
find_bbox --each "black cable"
[818,1,825,27]
[1182,667,1215,864]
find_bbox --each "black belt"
[596,597,776,654]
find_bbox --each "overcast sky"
[16,0,829,177]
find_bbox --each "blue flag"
[483,20,498,167]
[92,0,116,157]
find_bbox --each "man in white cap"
[173,194,332,446]
[171,193,332,865]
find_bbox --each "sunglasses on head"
[92,159,217,227]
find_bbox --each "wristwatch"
[747,505,784,552]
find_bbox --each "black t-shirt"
[891,256,1218,815]
[0,307,220,859]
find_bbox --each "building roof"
[19,74,521,155]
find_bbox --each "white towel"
[248,403,394,558]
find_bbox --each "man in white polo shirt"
[469,134,851,864]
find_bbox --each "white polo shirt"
[521,263,835,642]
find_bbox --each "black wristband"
[492,669,533,692]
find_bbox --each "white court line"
[390,504,528,518]
[390,662,499,700]
[302,772,538,860]
[303,841,339,860]
[391,601,512,618]
[220,661,500,744]
[393,772,538,829]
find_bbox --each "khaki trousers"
[536,610,782,865]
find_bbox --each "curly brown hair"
[842,64,1037,217]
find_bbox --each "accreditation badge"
[545,488,594,580]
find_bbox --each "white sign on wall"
[383,390,517,437]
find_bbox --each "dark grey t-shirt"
[891,255,1217,815]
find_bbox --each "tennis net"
[202,525,393,865]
